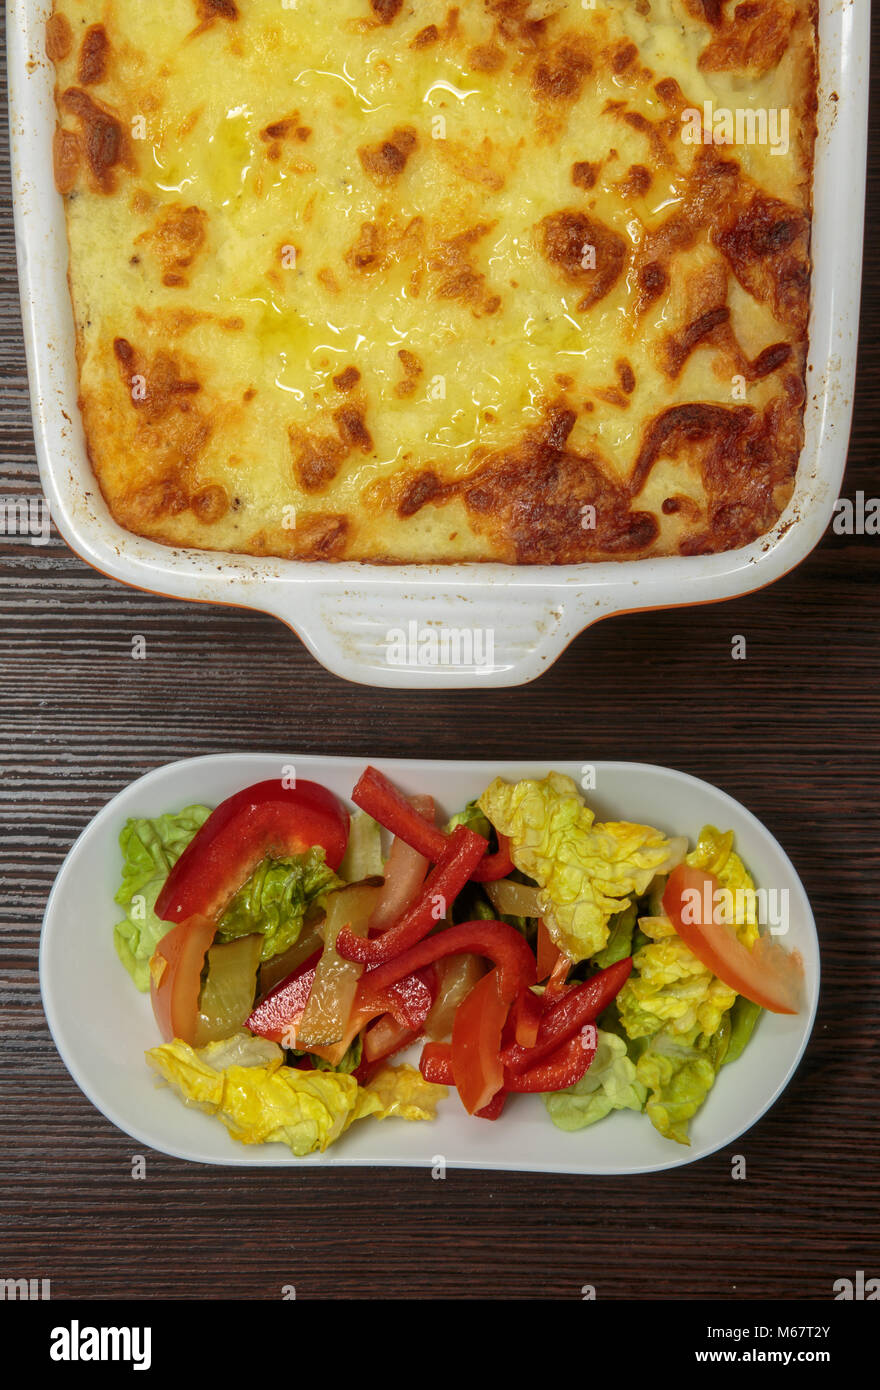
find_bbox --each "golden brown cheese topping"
[48,0,817,564]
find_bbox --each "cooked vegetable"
[194,934,262,1047]
[297,880,383,1049]
[478,773,672,961]
[485,878,541,919]
[258,917,324,995]
[338,809,384,882]
[424,953,487,1040]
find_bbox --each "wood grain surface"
[1,10,877,1302]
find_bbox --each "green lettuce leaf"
[591,902,637,970]
[215,848,341,961]
[543,1029,647,1131]
[636,1017,731,1145]
[113,806,212,992]
[446,799,493,839]
[721,996,762,1067]
[307,1035,363,1074]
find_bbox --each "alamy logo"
[833,1270,879,1300]
[681,101,790,157]
[50,1320,152,1371]
[385,622,495,671]
[0,496,51,545]
[0,1275,50,1300]
[679,882,790,936]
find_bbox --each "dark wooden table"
[1,16,877,1303]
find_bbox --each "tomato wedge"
[150,915,217,1044]
[156,778,349,924]
[663,864,803,1014]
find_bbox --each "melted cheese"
[49,0,817,563]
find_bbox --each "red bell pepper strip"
[356,920,538,1016]
[475,1090,508,1120]
[451,968,508,1114]
[536,919,561,982]
[419,1042,509,1118]
[503,1024,598,1093]
[351,765,512,882]
[501,957,632,1075]
[336,825,487,965]
[510,986,543,1048]
[156,778,350,924]
[245,952,321,1046]
[419,1041,454,1085]
[379,965,436,1031]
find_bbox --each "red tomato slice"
[663,864,804,1015]
[156,778,349,924]
[150,915,217,1044]
[451,967,509,1115]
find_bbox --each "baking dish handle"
[267,585,580,689]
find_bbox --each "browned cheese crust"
[49,0,818,564]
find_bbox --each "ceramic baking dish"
[8,1,868,689]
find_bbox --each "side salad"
[113,767,804,1156]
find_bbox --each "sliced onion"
[424,952,488,1041]
[257,914,324,997]
[368,793,434,933]
[485,878,541,918]
[296,880,382,1048]
[194,934,263,1047]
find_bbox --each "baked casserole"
[47,0,817,564]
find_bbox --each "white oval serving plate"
[40,754,819,1173]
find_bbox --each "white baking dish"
[40,754,819,1173]
[8,2,867,689]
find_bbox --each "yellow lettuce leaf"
[146,1037,445,1157]
[478,773,672,962]
[618,825,758,1041]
